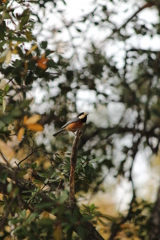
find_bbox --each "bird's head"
[77,112,89,122]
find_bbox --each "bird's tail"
[53,129,65,137]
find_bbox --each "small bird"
[53,112,89,137]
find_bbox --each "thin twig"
[17,149,52,167]
[0,151,10,167]
[103,2,154,43]
[0,196,15,229]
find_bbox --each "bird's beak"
[86,113,89,115]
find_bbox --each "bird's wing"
[61,117,78,129]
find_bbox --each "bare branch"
[69,129,83,206]
[0,151,10,167]
[104,2,154,41]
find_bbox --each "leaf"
[25,212,38,224]
[37,172,50,178]
[53,224,63,240]
[20,98,33,108]
[90,203,96,212]
[40,41,48,49]
[26,44,37,55]
[47,59,58,68]
[10,37,28,42]
[89,156,102,163]
[4,84,9,92]
[59,190,68,203]
[37,56,48,70]
[2,97,6,113]
[25,31,33,41]
[2,10,10,20]
[7,182,13,193]
[6,49,11,65]
[27,123,44,132]
[0,49,8,63]
[17,127,25,141]
[0,170,8,183]
[20,9,30,29]
[10,107,22,117]
[23,115,28,124]
[24,114,41,125]
[38,218,54,226]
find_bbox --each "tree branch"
[105,2,154,41]
[69,129,83,206]
[149,186,160,240]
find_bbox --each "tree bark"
[149,186,160,240]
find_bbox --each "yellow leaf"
[25,31,32,41]
[26,45,37,55]
[13,42,20,48]
[42,211,50,218]
[2,98,6,113]
[12,49,18,54]
[6,50,11,65]
[17,127,25,141]
[23,115,28,124]
[24,114,41,125]
[9,41,12,48]
[53,224,63,240]
[27,124,44,132]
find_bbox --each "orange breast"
[65,120,84,132]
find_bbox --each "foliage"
[0,0,160,239]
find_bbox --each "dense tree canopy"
[0,0,160,239]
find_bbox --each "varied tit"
[53,112,89,137]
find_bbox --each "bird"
[53,112,89,137]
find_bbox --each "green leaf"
[44,178,49,184]
[59,190,68,203]
[25,212,38,224]
[2,10,10,20]
[47,59,58,68]
[0,49,8,63]
[89,156,102,163]
[36,202,55,210]
[0,200,5,207]
[19,209,26,219]
[25,71,34,85]
[4,84,9,93]
[7,182,13,193]
[90,203,96,212]
[31,162,37,169]
[10,37,28,42]
[20,98,33,108]
[0,170,8,183]
[37,172,50,178]
[10,107,22,117]
[40,41,48,49]
[20,9,30,29]
[38,218,54,226]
